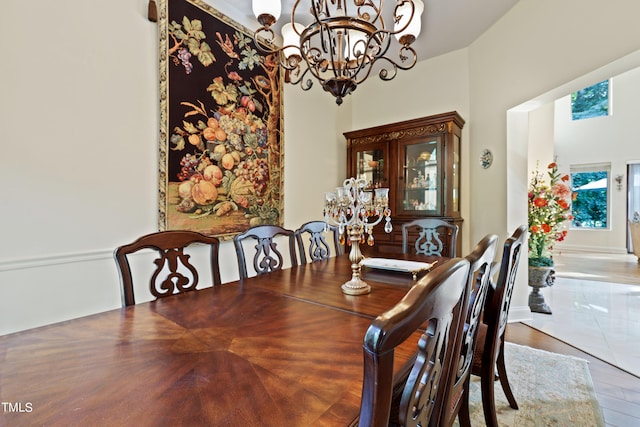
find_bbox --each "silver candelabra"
[324,177,392,295]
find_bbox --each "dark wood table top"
[242,254,440,318]
[0,254,440,426]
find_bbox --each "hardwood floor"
[507,250,640,427]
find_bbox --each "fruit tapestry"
[158,0,283,238]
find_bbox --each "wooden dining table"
[0,254,441,427]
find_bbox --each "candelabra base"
[341,277,371,295]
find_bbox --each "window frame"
[570,163,611,230]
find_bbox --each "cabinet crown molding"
[344,111,464,147]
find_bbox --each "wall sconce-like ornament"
[479,149,493,169]
[615,174,624,191]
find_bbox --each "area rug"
[455,343,605,427]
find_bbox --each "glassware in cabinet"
[398,138,441,215]
[351,143,388,190]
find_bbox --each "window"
[571,80,610,120]
[570,163,610,229]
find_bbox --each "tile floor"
[522,277,640,378]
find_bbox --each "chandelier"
[252,0,425,105]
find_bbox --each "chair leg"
[480,361,500,427]
[458,380,472,427]
[496,340,518,410]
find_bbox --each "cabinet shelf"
[362,167,382,173]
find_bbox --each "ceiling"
[208,0,521,63]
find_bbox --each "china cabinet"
[345,111,464,254]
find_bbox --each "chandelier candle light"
[251,0,425,105]
[324,177,392,295]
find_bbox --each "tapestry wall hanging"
[158,0,284,238]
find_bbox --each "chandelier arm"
[302,46,327,81]
[253,28,305,74]
[299,78,315,91]
[285,64,314,90]
[282,54,302,71]
[291,0,304,35]
[311,0,326,23]
[349,56,379,84]
[252,27,279,54]
[357,0,384,27]
[378,62,399,82]
[392,0,417,40]
[396,45,418,69]
[345,39,386,85]
[318,22,337,73]
[372,47,417,82]
[364,29,392,60]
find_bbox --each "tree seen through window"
[571,80,610,120]
[571,170,608,229]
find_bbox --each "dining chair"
[436,234,499,427]
[294,220,343,264]
[354,257,471,427]
[470,225,526,427]
[114,230,221,307]
[401,218,459,257]
[233,224,298,279]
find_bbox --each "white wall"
[0,0,160,334]
[0,0,346,335]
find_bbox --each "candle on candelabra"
[324,178,392,295]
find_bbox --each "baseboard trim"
[0,249,114,272]
[555,244,628,254]
[507,305,532,323]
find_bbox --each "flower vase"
[528,265,555,314]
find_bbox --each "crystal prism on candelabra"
[323,177,392,295]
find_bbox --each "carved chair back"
[401,218,458,257]
[294,220,343,264]
[114,230,221,307]
[436,234,498,427]
[233,225,298,280]
[355,257,471,427]
[471,225,526,427]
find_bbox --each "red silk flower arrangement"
[528,161,575,267]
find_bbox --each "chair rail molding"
[0,249,114,272]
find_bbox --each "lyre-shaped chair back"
[114,230,221,307]
[233,225,298,279]
[294,220,343,264]
[471,226,526,427]
[402,218,458,257]
[356,258,471,427]
[436,234,498,427]
[492,226,526,344]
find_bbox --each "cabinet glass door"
[398,138,441,215]
[353,144,388,190]
[452,134,460,214]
